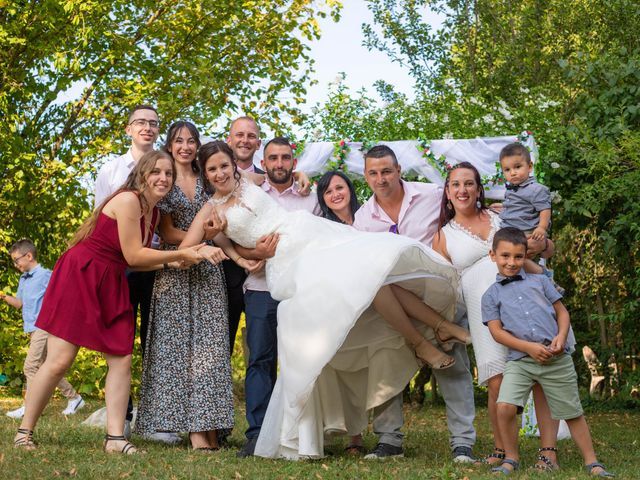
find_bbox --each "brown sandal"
[104,434,140,455]
[414,338,456,370]
[434,318,472,350]
[14,428,36,450]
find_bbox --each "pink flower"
[291,143,297,150]
[340,140,345,147]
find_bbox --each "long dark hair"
[198,141,241,195]
[437,161,487,230]
[163,121,201,173]
[316,171,360,224]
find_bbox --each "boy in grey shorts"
[481,227,613,477]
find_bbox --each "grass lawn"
[0,394,636,479]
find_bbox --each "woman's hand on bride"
[254,233,279,259]
[238,258,265,273]
[199,245,229,265]
[203,209,227,240]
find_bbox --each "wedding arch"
[249,132,538,200]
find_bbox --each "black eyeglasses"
[129,119,160,128]
[11,252,28,265]
[388,224,399,234]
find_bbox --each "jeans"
[244,290,279,439]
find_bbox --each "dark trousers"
[244,290,278,439]
[223,260,247,354]
[125,270,155,422]
[227,284,245,355]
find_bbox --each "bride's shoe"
[434,318,472,351]
[413,338,456,370]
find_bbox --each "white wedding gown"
[440,211,507,385]
[222,181,459,459]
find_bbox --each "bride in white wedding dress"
[181,141,467,459]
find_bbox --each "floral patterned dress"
[135,178,234,434]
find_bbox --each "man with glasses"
[352,145,477,463]
[95,105,161,205]
[93,105,179,444]
[2,239,84,419]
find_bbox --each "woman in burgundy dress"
[14,151,206,454]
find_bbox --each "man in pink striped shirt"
[353,145,477,462]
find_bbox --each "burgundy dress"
[36,207,158,355]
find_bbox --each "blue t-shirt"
[16,264,51,333]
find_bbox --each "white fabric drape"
[248,135,538,200]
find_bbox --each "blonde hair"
[70,150,175,247]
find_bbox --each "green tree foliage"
[0,0,341,395]
[304,0,640,400]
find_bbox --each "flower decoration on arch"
[325,138,351,172]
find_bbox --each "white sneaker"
[62,395,85,415]
[6,405,25,419]
[143,432,182,445]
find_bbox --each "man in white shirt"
[94,105,178,444]
[94,105,160,205]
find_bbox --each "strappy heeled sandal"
[434,318,472,351]
[414,338,456,370]
[104,434,140,455]
[14,428,36,450]
[533,447,559,471]
[491,458,519,475]
[585,462,615,477]
[482,447,506,465]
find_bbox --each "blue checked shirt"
[16,265,51,333]
[481,270,567,361]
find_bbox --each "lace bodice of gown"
[223,179,290,248]
[441,210,501,273]
[220,180,353,298]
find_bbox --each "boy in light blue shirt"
[1,239,84,418]
[481,228,613,477]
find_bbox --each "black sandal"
[104,434,139,455]
[14,428,36,450]
[534,447,559,471]
[482,447,506,464]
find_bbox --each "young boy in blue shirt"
[481,227,613,477]
[1,239,84,418]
